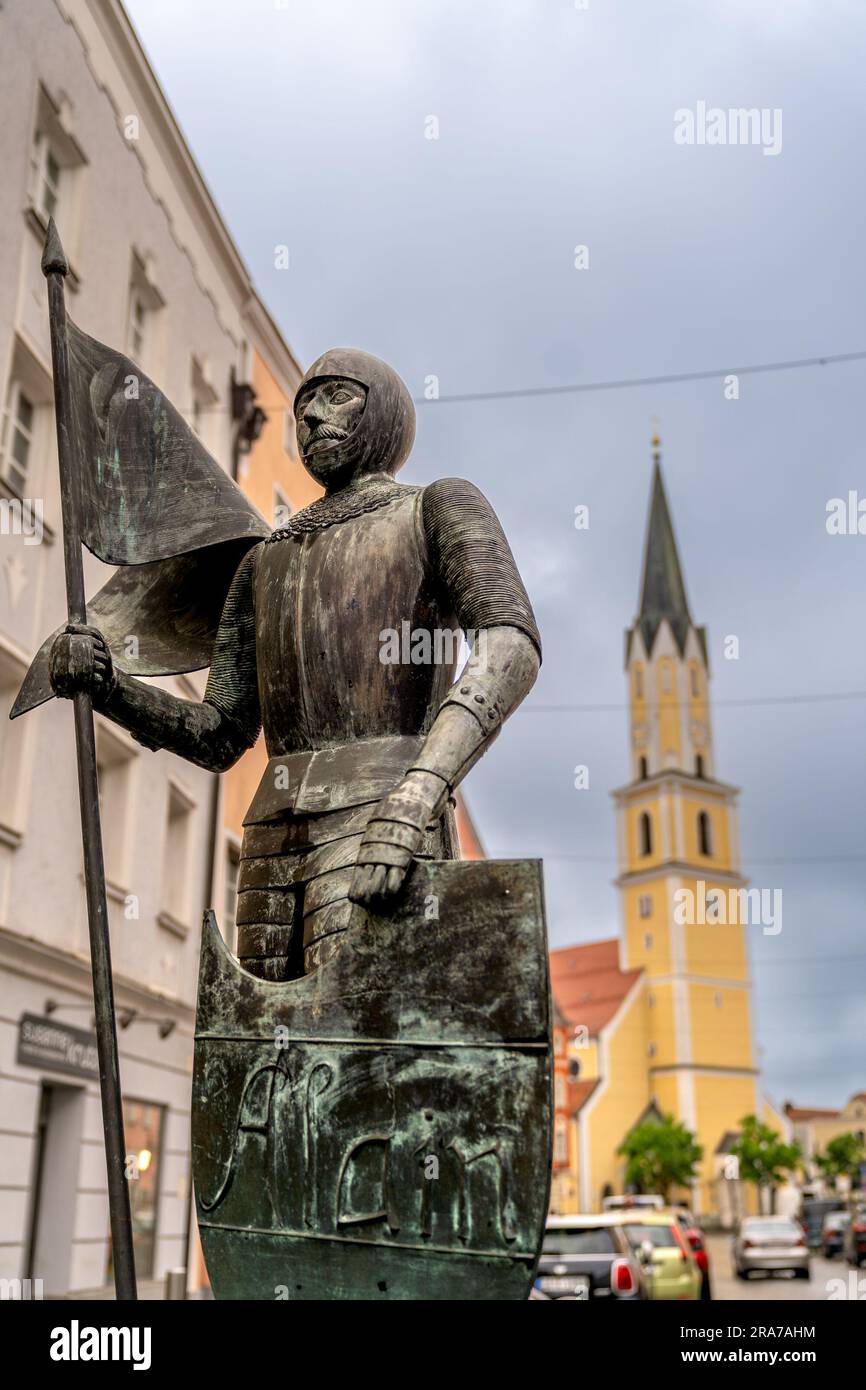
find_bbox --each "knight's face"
[295,376,368,485]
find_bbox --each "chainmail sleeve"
[203,542,262,746]
[421,478,541,660]
[96,542,262,771]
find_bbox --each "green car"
[620,1213,702,1301]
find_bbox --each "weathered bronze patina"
[194,859,550,1300]
[34,325,550,1298]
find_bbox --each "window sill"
[24,204,81,292]
[157,910,190,940]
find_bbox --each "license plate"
[541,1275,590,1296]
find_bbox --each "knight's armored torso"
[255,482,456,755]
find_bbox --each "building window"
[0,647,29,838]
[633,664,644,699]
[695,753,705,779]
[223,839,241,954]
[28,88,87,247]
[638,755,648,780]
[190,355,219,454]
[644,932,653,951]
[160,784,194,929]
[690,664,700,698]
[0,381,35,494]
[660,661,672,695]
[647,1041,656,1058]
[30,133,62,222]
[639,811,653,857]
[95,724,136,889]
[638,893,652,918]
[698,809,713,857]
[568,1057,581,1080]
[126,253,165,378]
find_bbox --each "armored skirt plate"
[192,859,552,1300]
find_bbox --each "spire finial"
[651,416,661,464]
[41,217,68,278]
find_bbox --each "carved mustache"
[306,423,350,447]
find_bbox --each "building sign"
[16,1014,99,1081]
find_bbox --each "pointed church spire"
[636,434,692,657]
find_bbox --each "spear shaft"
[42,219,137,1301]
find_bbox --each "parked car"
[800,1197,844,1250]
[844,1207,866,1267]
[619,1212,702,1300]
[732,1216,810,1280]
[672,1206,712,1299]
[821,1210,850,1258]
[601,1194,664,1212]
[537,1216,648,1300]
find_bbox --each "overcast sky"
[126,0,866,1107]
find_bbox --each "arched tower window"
[690,664,700,698]
[698,810,712,856]
[639,811,653,857]
[633,665,644,699]
[695,754,704,779]
[638,755,648,780]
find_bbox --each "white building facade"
[0,0,299,1294]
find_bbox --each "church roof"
[625,447,707,666]
[550,937,643,1037]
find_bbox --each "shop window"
[107,1098,164,1284]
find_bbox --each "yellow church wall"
[679,877,750,980]
[570,1039,600,1080]
[689,984,755,1070]
[583,985,649,1209]
[646,983,678,1069]
[680,793,733,870]
[656,658,682,764]
[651,1072,679,1118]
[687,659,708,727]
[622,879,672,974]
[693,1072,759,1206]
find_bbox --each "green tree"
[814,1132,866,1188]
[617,1114,703,1200]
[730,1115,801,1211]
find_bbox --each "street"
[706,1233,863,1302]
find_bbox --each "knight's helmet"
[293,348,416,484]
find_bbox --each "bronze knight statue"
[48,349,542,980]
[19,222,552,1300]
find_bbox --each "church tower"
[613,437,760,1214]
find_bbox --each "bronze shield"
[192,859,552,1300]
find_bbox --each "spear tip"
[41,217,68,278]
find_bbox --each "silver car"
[733,1216,810,1280]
